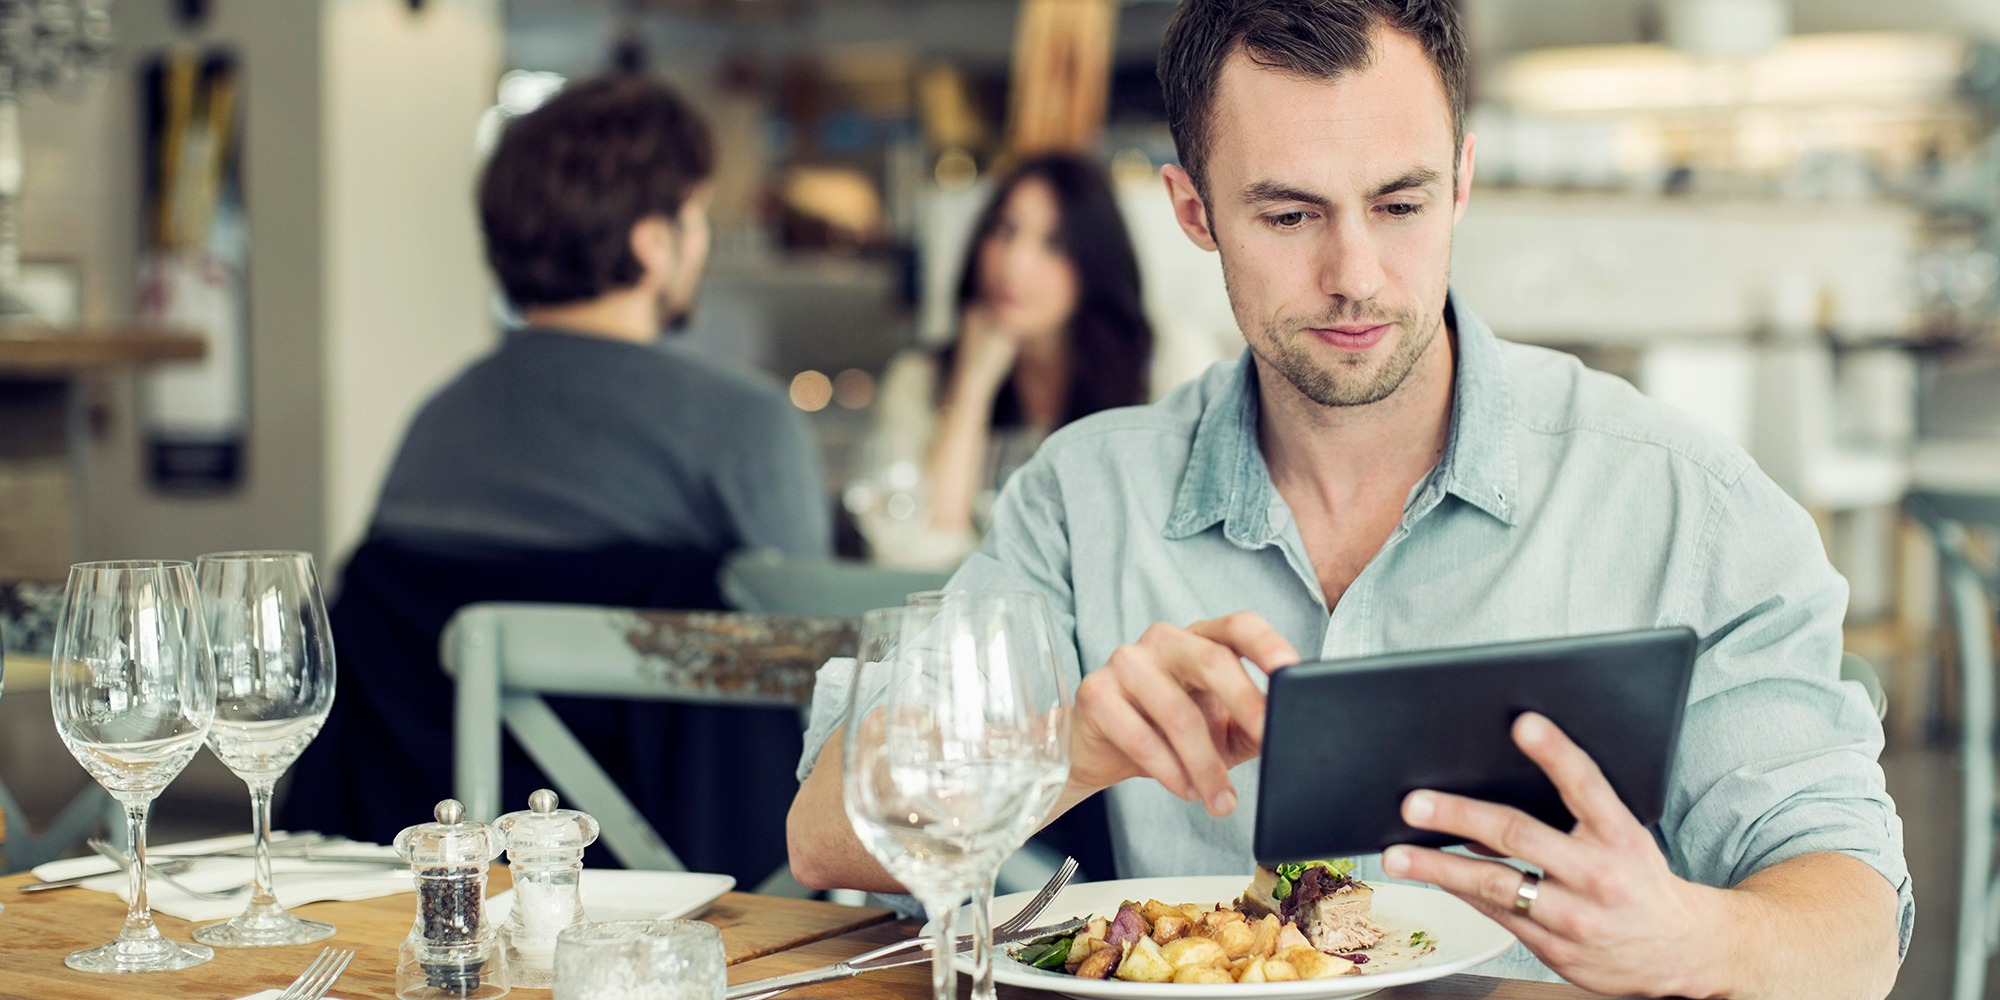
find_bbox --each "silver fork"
[277,946,356,1000]
[993,856,1079,938]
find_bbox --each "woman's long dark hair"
[942,153,1153,429]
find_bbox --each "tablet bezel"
[1252,627,1698,862]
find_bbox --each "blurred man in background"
[370,72,829,557]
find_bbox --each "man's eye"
[1268,211,1311,229]
[1380,203,1423,218]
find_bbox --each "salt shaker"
[394,798,510,999]
[495,788,600,988]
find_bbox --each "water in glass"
[552,919,725,1000]
[843,592,1070,1000]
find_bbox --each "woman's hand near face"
[951,304,1023,401]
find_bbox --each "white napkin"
[30,833,413,922]
[229,992,356,1000]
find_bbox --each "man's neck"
[521,290,659,344]
[1256,324,1457,517]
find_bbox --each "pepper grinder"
[393,798,510,999]
[495,788,599,988]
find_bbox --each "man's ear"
[629,215,677,280]
[1452,133,1477,226]
[1162,164,1219,253]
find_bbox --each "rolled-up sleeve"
[796,454,1082,782]
[1660,469,1913,958]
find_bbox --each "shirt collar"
[1163,293,1519,545]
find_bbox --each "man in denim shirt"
[789,1,1909,993]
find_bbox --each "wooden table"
[0,869,890,999]
[0,870,1609,999]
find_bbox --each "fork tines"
[277,946,356,1000]
[994,856,1079,936]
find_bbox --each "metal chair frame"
[442,602,853,894]
[1912,490,2000,1000]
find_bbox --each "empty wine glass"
[844,592,1070,1000]
[50,560,217,973]
[193,551,338,948]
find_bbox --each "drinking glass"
[192,551,338,947]
[552,919,724,1000]
[844,592,1071,1000]
[50,560,217,973]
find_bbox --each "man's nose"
[1315,213,1386,303]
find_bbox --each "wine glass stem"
[119,800,160,941]
[247,778,279,908]
[970,879,997,1000]
[928,899,956,1000]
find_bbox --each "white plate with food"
[961,862,1515,1000]
[486,869,734,924]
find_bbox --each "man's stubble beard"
[1219,250,1447,410]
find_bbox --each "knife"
[726,917,1086,1000]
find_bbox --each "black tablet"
[1252,627,1698,862]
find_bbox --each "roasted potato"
[1201,908,1248,932]
[1140,899,1182,926]
[1073,945,1119,980]
[1211,920,1257,959]
[1260,959,1301,982]
[1150,913,1189,944]
[1172,965,1236,985]
[1161,936,1229,970]
[1276,945,1355,980]
[1250,914,1282,958]
[1064,936,1107,974]
[1274,922,1311,954]
[1116,936,1175,983]
[1177,903,1206,923]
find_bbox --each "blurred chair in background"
[0,601,116,873]
[1911,490,2000,1000]
[443,602,854,895]
[720,550,951,618]
[278,539,808,889]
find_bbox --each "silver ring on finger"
[1513,870,1542,917]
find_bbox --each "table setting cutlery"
[25,831,413,920]
[727,855,1081,1000]
[225,945,357,1000]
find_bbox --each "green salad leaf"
[1271,859,1359,901]
[1030,937,1071,969]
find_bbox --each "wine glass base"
[194,910,337,948]
[65,936,213,973]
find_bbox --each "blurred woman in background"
[861,152,1154,568]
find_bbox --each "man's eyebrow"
[1370,167,1444,199]
[1236,168,1447,208]
[1238,181,1331,207]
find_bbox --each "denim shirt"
[800,298,1912,981]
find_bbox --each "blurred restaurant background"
[0,0,1997,995]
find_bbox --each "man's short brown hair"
[478,74,715,309]
[1157,0,1468,198]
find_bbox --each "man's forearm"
[788,736,1109,894]
[787,735,904,893]
[1702,852,1900,1000]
